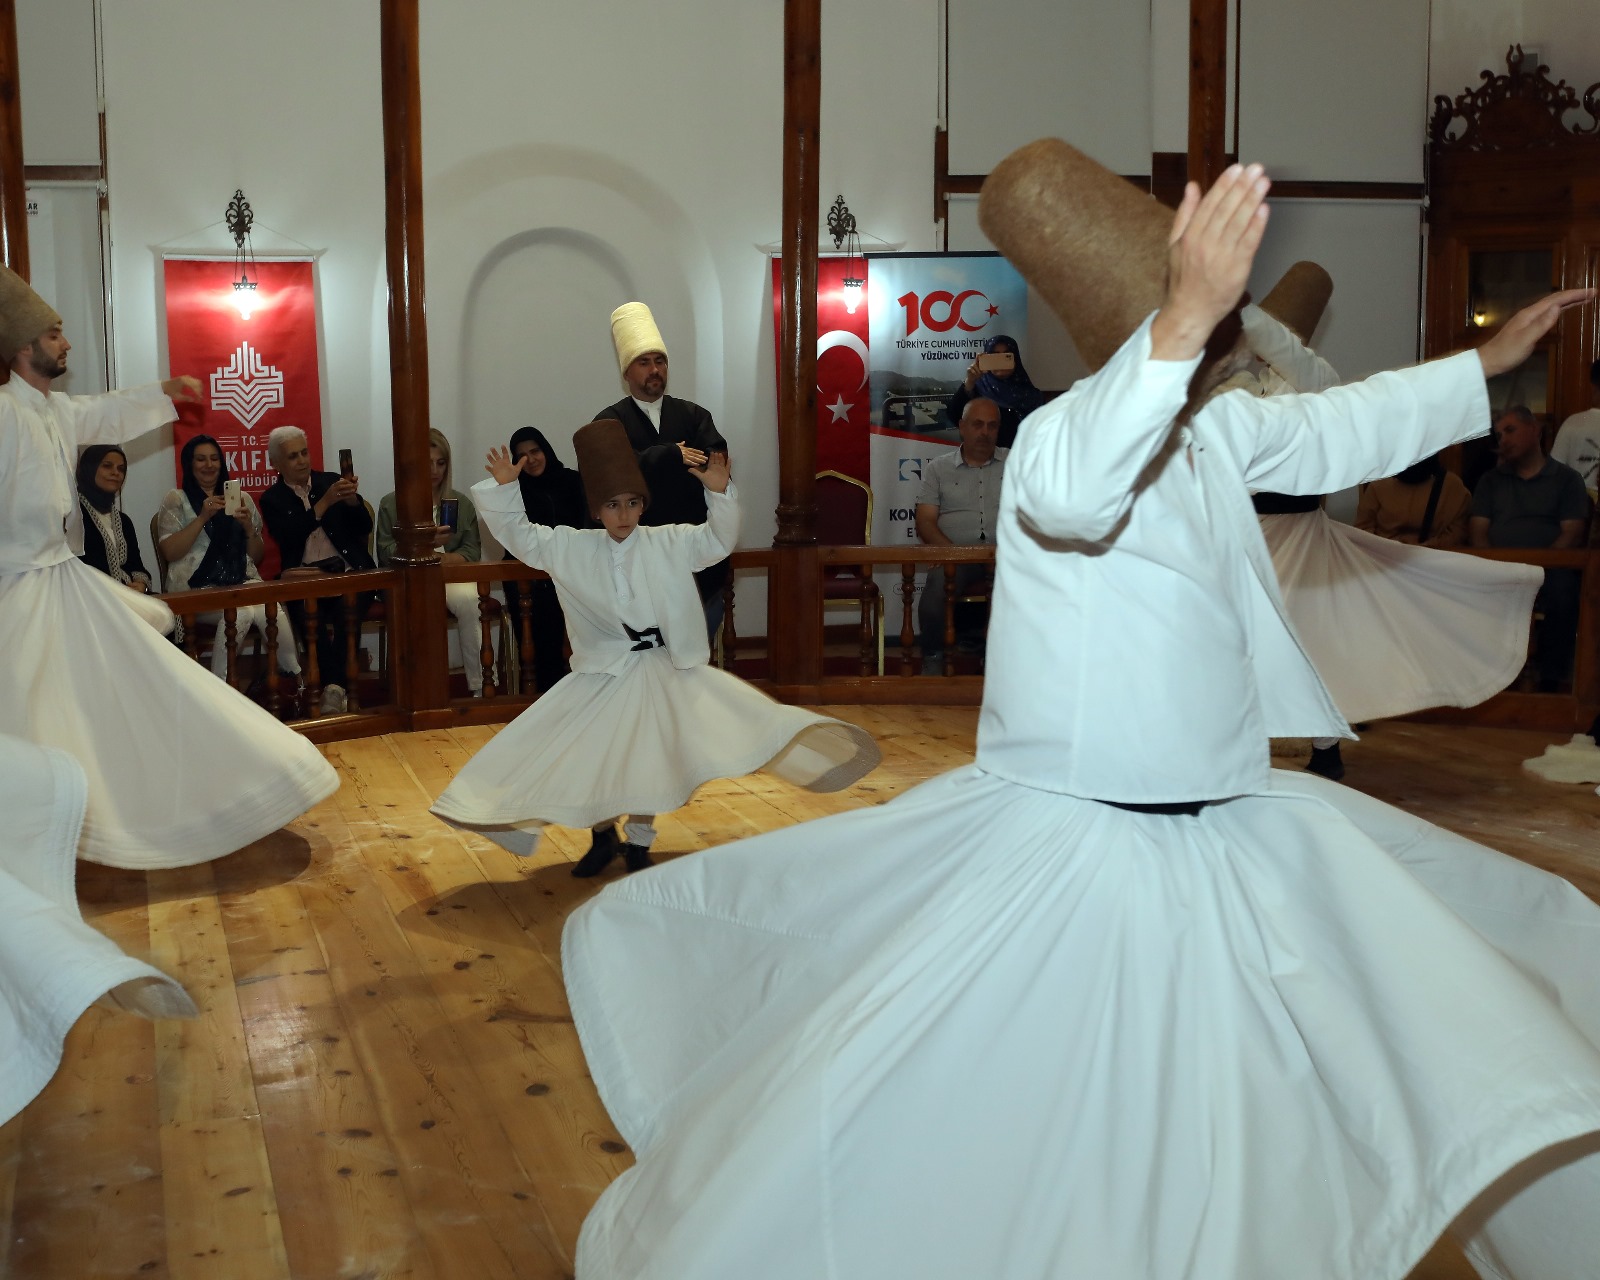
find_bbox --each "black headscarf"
[179,434,248,586]
[509,426,586,529]
[973,334,1046,419]
[76,444,127,515]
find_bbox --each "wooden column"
[379,0,448,712]
[1186,0,1230,191]
[769,0,823,692]
[0,0,29,277]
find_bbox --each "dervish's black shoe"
[622,843,655,873]
[573,825,622,878]
[1305,743,1345,782]
[1588,713,1600,747]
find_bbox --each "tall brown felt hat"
[0,263,61,366]
[978,138,1173,373]
[573,419,650,516]
[1258,261,1333,344]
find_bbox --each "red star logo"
[986,304,1000,317]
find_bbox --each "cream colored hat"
[0,264,62,366]
[1258,261,1333,344]
[610,302,668,375]
[574,419,650,516]
[978,138,1247,407]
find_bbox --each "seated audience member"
[1549,357,1600,502]
[376,428,488,696]
[1471,405,1592,691]
[259,426,375,714]
[1354,455,1472,547]
[499,427,586,693]
[157,435,302,683]
[75,444,153,592]
[944,334,1046,450]
[916,396,1005,674]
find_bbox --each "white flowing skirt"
[0,559,339,869]
[1260,512,1542,723]
[564,767,1600,1280]
[432,648,880,851]
[0,735,197,1127]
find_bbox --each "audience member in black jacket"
[75,444,153,591]
[259,427,377,712]
[501,426,587,693]
[596,301,730,639]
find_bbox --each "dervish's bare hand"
[1477,289,1596,378]
[678,442,709,469]
[694,451,732,493]
[163,375,205,405]
[1150,163,1271,362]
[485,445,518,486]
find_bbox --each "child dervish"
[430,418,879,875]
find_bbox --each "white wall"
[1430,0,1600,117]
[98,2,390,576]
[17,0,98,165]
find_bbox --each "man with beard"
[594,302,729,638]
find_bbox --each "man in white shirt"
[1549,357,1600,499]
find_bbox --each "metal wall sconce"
[827,194,867,315]
[226,188,258,319]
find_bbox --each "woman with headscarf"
[375,428,487,694]
[945,333,1048,449]
[156,434,302,682]
[501,426,587,693]
[75,444,153,593]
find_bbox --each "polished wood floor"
[2,712,1596,1279]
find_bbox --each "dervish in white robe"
[1240,300,1543,732]
[557,149,1600,1280]
[0,373,338,868]
[0,733,196,1128]
[431,469,880,860]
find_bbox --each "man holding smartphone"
[594,302,730,639]
[260,426,376,713]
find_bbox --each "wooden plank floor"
[2,712,1596,1279]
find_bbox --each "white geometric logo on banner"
[210,341,285,430]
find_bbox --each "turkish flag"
[163,258,325,497]
[771,256,871,483]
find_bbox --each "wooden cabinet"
[1426,47,1600,451]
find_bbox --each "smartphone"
[438,498,459,530]
[976,351,1015,374]
[338,448,355,480]
[223,478,243,515]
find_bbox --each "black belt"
[1103,799,1211,817]
[625,623,666,651]
[1251,491,1322,515]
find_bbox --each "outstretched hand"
[1150,163,1271,362]
[1476,289,1596,378]
[163,374,205,405]
[693,450,731,494]
[485,445,518,486]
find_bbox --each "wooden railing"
[154,541,1596,739]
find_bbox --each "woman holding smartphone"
[375,428,486,694]
[157,435,301,683]
[945,333,1047,449]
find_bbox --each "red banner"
[771,256,871,483]
[162,258,324,496]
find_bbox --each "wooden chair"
[815,470,884,675]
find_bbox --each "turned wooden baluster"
[942,564,959,677]
[899,564,916,676]
[858,567,876,677]
[518,588,536,693]
[343,593,361,712]
[222,608,239,687]
[264,602,281,718]
[477,582,497,697]
[181,614,199,662]
[303,597,322,712]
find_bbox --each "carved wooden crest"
[1430,45,1600,152]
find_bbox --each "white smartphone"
[224,478,243,515]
